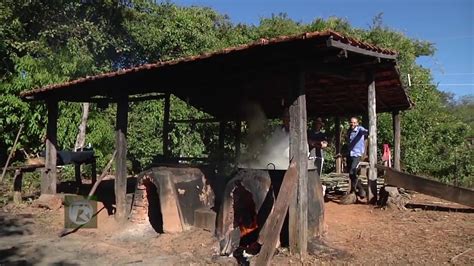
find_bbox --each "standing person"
[342,117,368,204]
[308,117,328,177]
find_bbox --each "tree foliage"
[0,1,471,187]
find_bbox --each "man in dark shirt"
[308,117,328,177]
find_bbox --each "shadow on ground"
[0,213,33,237]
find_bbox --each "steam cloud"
[238,102,290,170]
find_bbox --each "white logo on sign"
[68,200,93,225]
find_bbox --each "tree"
[0,1,471,188]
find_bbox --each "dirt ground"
[0,193,473,265]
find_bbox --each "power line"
[436,84,474,86]
[440,73,474,76]
[413,84,474,86]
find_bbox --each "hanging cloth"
[382,144,392,167]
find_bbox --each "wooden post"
[392,111,401,171]
[115,96,129,223]
[91,158,97,184]
[235,120,241,159]
[288,70,308,256]
[256,162,298,265]
[163,93,171,158]
[367,73,378,204]
[13,169,23,204]
[335,117,342,174]
[74,164,82,189]
[218,121,225,174]
[42,100,58,195]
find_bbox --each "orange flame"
[239,218,258,237]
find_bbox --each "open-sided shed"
[21,30,409,257]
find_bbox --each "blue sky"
[171,0,473,99]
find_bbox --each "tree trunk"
[74,103,90,151]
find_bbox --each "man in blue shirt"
[344,117,368,203]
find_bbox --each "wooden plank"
[326,38,398,60]
[288,70,308,256]
[89,150,116,197]
[6,164,44,172]
[367,73,378,204]
[256,162,298,266]
[307,169,325,238]
[384,167,474,208]
[163,93,171,158]
[52,94,166,104]
[157,170,184,233]
[1,124,23,183]
[115,96,129,223]
[392,111,401,170]
[42,100,58,195]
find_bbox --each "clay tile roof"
[20,30,408,118]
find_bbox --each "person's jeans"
[346,156,366,197]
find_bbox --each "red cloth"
[382,144,391,167]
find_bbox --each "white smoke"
[238,102,290,170]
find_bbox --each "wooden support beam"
[91,158,97,184]
[169,118,219,123]
[13,169,23,204]
[42,100,58,195]
[55,93,167,104]
[163,93,171,158]
[115,96,129,223]
[382,167,474,208]
[392,111,401,171]
[256,162,298,266]
[326,38,398,60]
[288,70,308,256]
[218,121,225,174]
[235,120,241,159]
[367,73,378,204]
[334,117,342,174]
[89,150,116,197]
[74,164,81,189]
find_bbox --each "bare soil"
[1,193,472,265]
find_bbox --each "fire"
[239,217,258,237]
[233,182,259,238]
